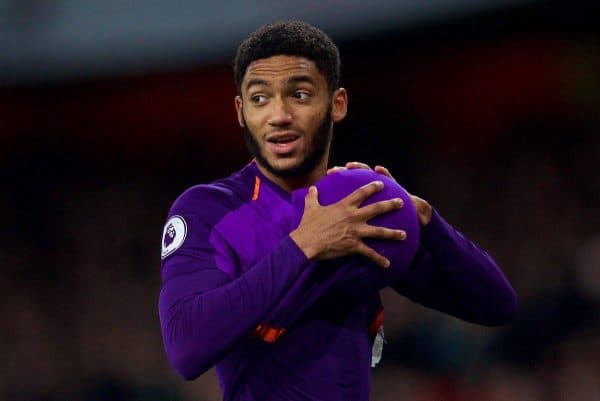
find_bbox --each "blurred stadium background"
[1,0,598,400]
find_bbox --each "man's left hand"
[327,161,432,227]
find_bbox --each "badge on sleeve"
[161,215,187,259]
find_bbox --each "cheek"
[309,111,324,127]
[242,109,264,133]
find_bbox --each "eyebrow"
[287,75,317,86]
[245,78,270,92]
[245,75,317,92]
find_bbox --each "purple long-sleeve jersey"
[158,161,517,401]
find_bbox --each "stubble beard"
[243,108,333,178]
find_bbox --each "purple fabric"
[158,163,382,400]
[292,169,420,274]
[392,209,518,325]
[159,236,309,380]
[262,169,421,331]
[157,161,518,401]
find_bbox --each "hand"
[328,161,433,227]
[289,182,406,268]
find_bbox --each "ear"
[235,95,245,127]
[331,88,348,123]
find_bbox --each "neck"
[255,158,329,193]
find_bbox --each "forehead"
[243,55,325,86]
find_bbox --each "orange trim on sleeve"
[369,308,384,337]
[254,310,381,343]
[254,324,286,343]
[252,176,261,201]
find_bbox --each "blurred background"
[1,0,598,400]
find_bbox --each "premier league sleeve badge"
[161,215,187,259]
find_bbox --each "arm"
[256,257,384,334]
[392,209,518,326]
[158,186,312,380]
[252,180,410,334]
[333,162,517,325]
[160,178,409,376]
[159,235,309,380]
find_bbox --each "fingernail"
[374,180,383,188]
[394,198,404,207]
[383,259,390,268]
[399,231,407,240]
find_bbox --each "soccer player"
[158,21,517,401]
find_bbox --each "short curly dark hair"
[234,20,340,94]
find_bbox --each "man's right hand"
[289,181,406,268]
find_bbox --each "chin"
[273,159,302,172]
[263,153,300,169]
[263,158,312,179]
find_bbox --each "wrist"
[289,229,319,260]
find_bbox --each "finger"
[354,241,390,268]
[357,198,404,220]
[345,180,384,205]
[359,224,407,241]
[345,161,372,170]
[326,166,345,175]
[410,194,423,204]
[409,194,433,226]
[304,186,320,209]
[374,165,394,180]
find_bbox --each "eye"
[293,91,310,100]
[250,94,267,105]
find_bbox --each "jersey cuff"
[282,234,311,266]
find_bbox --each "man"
[158,21,517,401]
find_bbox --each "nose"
[267,97,292,127]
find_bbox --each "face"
[235,55,347,181]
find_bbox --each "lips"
[266,131,302,154]
[266,131,300,144]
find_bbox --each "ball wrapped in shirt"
[291,168,420,290]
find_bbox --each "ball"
[291,169,420,275]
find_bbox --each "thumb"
[304,186,319,209]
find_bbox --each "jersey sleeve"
[256,258,372,333]
[158,186,310,380]
[254,247,401,333]
[392,209,518,326]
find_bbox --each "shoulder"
[160,170,254,260]
[167,166,256,223]
[170,184,233,212]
